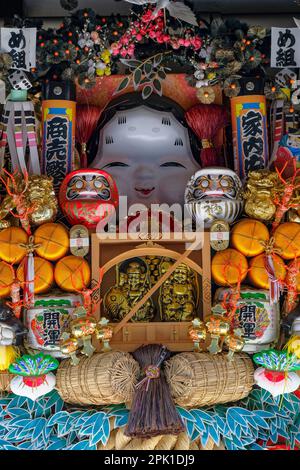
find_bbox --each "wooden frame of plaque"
[91,232,211,352]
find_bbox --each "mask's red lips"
[135,187,155,196]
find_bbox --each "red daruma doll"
[58,169,118,229]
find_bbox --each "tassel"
[76,105,102,167]
[185,104,228,167]
[125,344,184,439]
[264,254,280,305]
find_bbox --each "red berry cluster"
[110,8,202,58]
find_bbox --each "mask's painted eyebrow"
[160,162,186,168]
[102,162,130,168]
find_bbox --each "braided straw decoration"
[56,351,139,405]
[165,352,254,408]
[56,352,253,407]
[98,426,225,450]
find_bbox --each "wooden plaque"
[91,232,211,352]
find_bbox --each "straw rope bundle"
[98,421,225,451]
[165,352,254,408]
[56,351,139,405]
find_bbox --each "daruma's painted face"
[66,172,111,201]
[90,106,201,208]
[185,168,243,228]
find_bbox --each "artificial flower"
[197,86,215,104]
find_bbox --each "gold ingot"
[231,219,269,257]
[0,227,28,264]
[17,256,54,294]
[34,223,69,261]
[212,249,248,286]
[248,253,286,289]
[60,337,79,355]
[71,317,97,338]
[273,222,300,260]
[206,315,230,336]
[0,261,14,298]
[54,255,91,292]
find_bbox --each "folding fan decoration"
[8,353,59,400]
[253,349,300,397]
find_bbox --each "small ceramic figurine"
[104,258,155,322]
[159,261,199,322]
[185,167,243,228]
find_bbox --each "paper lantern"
[248,254,286,290]
[211,249,248,286]
[34,223,69,261]
[54,255,91,292]
[17,257,54,294]
[273,222,300,260]
[231,219,269,257]
[0,227,28,264]
[0,262,14,298]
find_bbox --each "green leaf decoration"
[133,68,142,90]
[142,85,153,100]
[119,58,142,69]
[114,76,130,95]
[153,54,163,67]
[8,354,59,376]
[158,69,167,80]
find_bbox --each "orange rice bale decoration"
[0,261,14,298]
[34,223,69,261]
[17,257,54,294]
[273,222,300,260]
[0,227,28,264]
[248,254,286,289]
[212,248,248,286]
[54,255,91,292]
[231,219,269,257]
[285,258,300,292]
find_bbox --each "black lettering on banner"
[8,30,26,49]
[45,116,69,188]
[242,110,265,172]
[276,29,297,67]
[238,305,257,340]
[43,311,61,347]
[8,29,27,69]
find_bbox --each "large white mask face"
[90,106,201,208]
